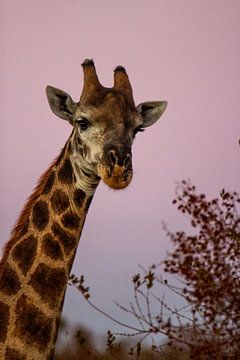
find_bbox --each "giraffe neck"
[0,140,100,360]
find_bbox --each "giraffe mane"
[0,147,65,272]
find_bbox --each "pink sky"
[1,0,240,336]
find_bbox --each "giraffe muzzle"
[97,148,133,189]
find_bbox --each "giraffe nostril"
[108,150,117,166]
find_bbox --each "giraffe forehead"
[76,90,137,126]
[81,88,127,108]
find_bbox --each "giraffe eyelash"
[133,126,145,136]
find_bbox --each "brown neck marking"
[0,142,99,360]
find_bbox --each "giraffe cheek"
[85,142,103,166]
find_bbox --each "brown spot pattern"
[51,189,70,214]
[58,158,76,184]
[85,196,93,211]
[12,235,37,275]
[0,264,21,296]
[47,349,55,360]
[42,171,55,194]
[29,263,66,308]
[73,188,86,208]
[51,222,76,255]
[61,211,80,230]
[0,301,10,343]
[42,233,63,260]
[32,200,49,231]
[51,317,61,349]
[19,218,29,237]
[14,295,53,350]
[5,348,26,360]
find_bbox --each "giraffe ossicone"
[0,59,167,360]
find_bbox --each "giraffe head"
[46,59,167,189]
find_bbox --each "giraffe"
[0,59,167,360]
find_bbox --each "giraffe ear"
[136,101,168,128]
[46,86,77,124]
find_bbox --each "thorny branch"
[69,182,240,359]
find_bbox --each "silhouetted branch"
[68,181,240,359]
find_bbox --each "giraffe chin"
[97,165,133,190]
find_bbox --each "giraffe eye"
[77,117,90,131]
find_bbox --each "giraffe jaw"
[97,164,133,189]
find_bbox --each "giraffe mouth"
[97,164,133,189]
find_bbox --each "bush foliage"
[56,182,240,359]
